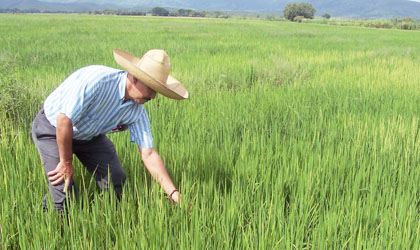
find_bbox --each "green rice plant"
[0,62,25,120]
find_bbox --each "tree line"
[86,7,231,18]
[150,7,231,18]
[1,2,419,31]
[0,7,229,18]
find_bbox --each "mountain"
[0,0,122,12]
[1,0,420,18]
[308,0,420,18]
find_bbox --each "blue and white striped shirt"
[43,65,153,148]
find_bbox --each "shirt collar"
[119,71,141,106]
[118,71,128,101]
[119,71,136,106]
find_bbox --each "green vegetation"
[88,9,146,16]
[169,9,209,18]
[151,7,169,17]
[306,16,420,30]
[283,2,316,21]
[2,6,420,31]
[1,14,420,249]
[322,13,331,19]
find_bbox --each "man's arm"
[47,113,75,192]
[139,146,180,204]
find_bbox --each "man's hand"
[140,147,187,207]
[169,190,181,206]
[171,192,192,210]
[54,113,74,192]
[171,191,180,204]
[48,161,75,192]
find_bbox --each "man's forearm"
[140,147,179,202]
[47,113,75,190]
[56,113,73,163]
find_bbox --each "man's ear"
[127,74,137,86]
[132,75,138,85]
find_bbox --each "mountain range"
[1,0,420,18]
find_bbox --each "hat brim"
[113,49,189,100]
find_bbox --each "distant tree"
[191,11,207,17]
[24,8,40,13]
[152,7,169,16]
[89,10,101,15]
[322,13,331,19]
[283,2,316,21]
[211,11,230,19]
[103,9,115,15]
[172,8,192,17]
[117,10,145,16]
[212,11,223,18]
[402,17,418,23]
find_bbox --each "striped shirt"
[43,65,153,148]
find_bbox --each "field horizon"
[1,14,420,249]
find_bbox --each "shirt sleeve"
[60,69,101,123]
[128,108,154,148]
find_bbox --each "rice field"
[1,14,420,249]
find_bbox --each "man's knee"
[43,183,78,212]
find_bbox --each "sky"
[40,0,420,3]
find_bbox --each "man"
[32,49,188,212]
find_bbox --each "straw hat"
[113,49,188,100]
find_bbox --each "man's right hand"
[54,113,75,192]
[48,161,75,192]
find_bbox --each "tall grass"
[1,14,420,249]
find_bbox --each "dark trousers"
[31,108,126,211]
